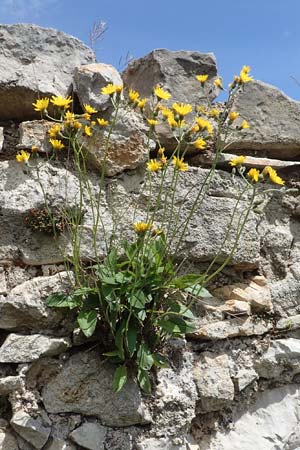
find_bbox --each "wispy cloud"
[1,0,59,18]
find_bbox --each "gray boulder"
[69,422,107,450]
[11,410,51,449]
[0,24,95,120]
[0,429,19,450]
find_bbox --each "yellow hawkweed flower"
[167,116,185,128]
[32,97,49,112]
[153,86,171,100]
[209,108,220,118]
[241,65,251,74]
[229,156,246,167]
[239,66,253,84]
[190,124,199,133]
[172,102,192,117]
[97,118,109,127]
[229,111,240,121]
[101,84,123,95]
[31,145,39,153]
[158,147,165,156]
[16,150,30,163]
[84,104,97,114]
[196,74,209,84]
[214,78,223,89]
[49,139,65,150]
[160,106,174,119]
[73,121,82,130]
[84,125,92,137]
[195,117,213,134]
[48,124,62,138]
[82,113,91,121]
[129,89,140,103]
[138,98,147,109]
[173,156,188,171]
[196,105,208,115]
[193,138,207,150]
[247,168,260,183]
[147,119,158,127]
[50,95,73,109]
[160,155,167,165]
[240,120,250,129]
[262,166,285,185]
[134,222,152,234]
[147,159,162,172]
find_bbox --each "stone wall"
[0,24,300,450]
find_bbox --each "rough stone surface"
[193,352,234,412]
[42,351,151,427]
[0,375,22,394]
[19,121,53,154]
[0,334,71,363]
[0,429,19,450]
[74,63,123,112]
[11,410,51,449]
[0,24,95,121]
[229,80,300,158]
[69,422,107,450]
[235,368,258,391]
[256,338,300,379]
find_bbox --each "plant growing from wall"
[18,66,286,392]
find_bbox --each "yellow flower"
[82,112,91,121]
[160,155,168,165]
[138,98,147,109]
[240,120,250,129]
[134,222,152,233]
[129,89,140,103]
[101,84,123,95]
[84,125,92,137]
[241,65,251,74]
[50,95,73,109]
[49,139,65,150]
[167,116,185,128]
[190,124,199,133]
[16,150,30,163]
[229,111,240,121]
[84,104,97,114]
[147,159,162,172]
[196,74,209,84]
[31,145,39,153]
[158,147,165,156]
[195,117,213,134]
[64,111,77,127]
[73,121,82,130]
[193,138,207,150]
[97,118,109,127]
[32,97,49,112]
[153,86,171,100]
[147,119,158,127]
[160,106,174,119]
[173,156,188,171]
[263,166,285,185]
[48,124,62,138]
[172,102,192,117]
[239,66,253,84]
[209,108,220,117]
[196,105,208,115]
[229,156,246,167]
[214,78,223,89]
[247,168,260,183]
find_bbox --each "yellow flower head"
[16,150,30,163]
[229,156,246,167]
[101,83,123,95]
[190,124,199,133]
[193,138,207,150]
[84,125,93,137]
[167,116,185,128]
[262,166,285,185]
[247,168,260,183]
[82,113,91,121]
[172,102,192,117]
[196,105,208,115]
[97,118,109,127]
[73,121,82,130]
[134,222,153,234]
[147,118,158,127]
[195,117,213,134]
[209,108,220,118]
[84,104,97,114]
[173,156,188,171]
[49,139,65,150]
[48,124,62,138]
[214,77,223,89]
[50,95,73,110]
[33,97,49,112]
[241,65,251,74]
[153,86,171,101]
[129,89,140,103]
[240,120,250,129]
[31,145,39,153]
[196,74,209,84]
[147,159,162,172]
[229,111,240,121]
[158,147,165,156]
[239,66,253,84]
[138,98,147,109]
[160,106,174,119]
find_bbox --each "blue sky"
[1,0,300,100]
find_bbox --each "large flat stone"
[11,410,51,449]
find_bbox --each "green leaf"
[184,284,212,298]
[152,353,169,368]
[169,274,204,289]
[158,317,195,336]
[47,293,80,309]
[103,350,120,357]
[113,365,127,393]
[128,291,147,309]
[137,343,154,370]
[138,368,151,394]
[77,310,98,337]
[115,320,126,360]
[168,302,195,319]
[126,324,138,357]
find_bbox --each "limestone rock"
[42,351,151,427]
[0,24,95,121]
[0,334,71,363]
[229,80,300,158]
[256,338,300,379]
[123,49,218,104]
[276,314,300,331]
[235,368,258,391]
[193,352,234,412]
[136,437,187,450]
[11,411,51,449]
[0,272,73,332]
[0,375,22,394]
[0,268,7,294]
[74,63,123,112]
[19,121,53,154]
[69,422,107,450]
[0,429,19,450]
